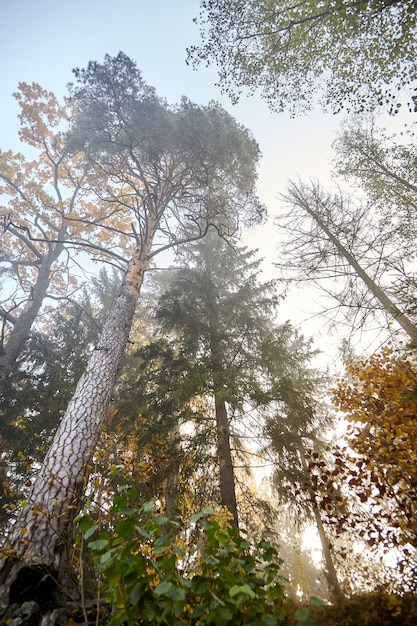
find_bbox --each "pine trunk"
[0,218,157,612]
[207,288,239,528]
[163,419,181,521]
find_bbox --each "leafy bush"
[77,486,312,625]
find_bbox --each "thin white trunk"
[298,443,342,600]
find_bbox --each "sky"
[0,0,388,364]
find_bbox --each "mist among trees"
[1,5,417,622]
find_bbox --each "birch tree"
[0,53,264,609]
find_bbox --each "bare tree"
[276,179,417,344]
[333,119,417,318]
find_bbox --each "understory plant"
[77,485,314,625]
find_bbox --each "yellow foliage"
[212,506,234,529]
[331,346,417,541]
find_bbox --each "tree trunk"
[206,281,239,528]
[298,443,342,601]
[0,218,157,612]
[0,228,67,399]
[163,418,181,522]
[294,185,417,343]
[310,496,342,601]
[214,394,239,528]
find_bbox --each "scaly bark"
[0,215,158,611]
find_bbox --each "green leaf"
[142,501,154,514]
[213,607,233,621]
[127,485,138,501]
[189,605,204,620]
[203,554,220,565]
[191,576,211,595]
[153,543,170,555]
[77,514,94,533]
[229,584,256,599]
[84,524,98,540]
[116,518,136,538]
[88,538,109,551]
[154,580,173,596]
[130,581,144,606]
[295,606,315,625]
[112,495,136,515]
[201,506,214,515]
[190,506,215,523]
[170,588,186,602]
[99,550,114,566]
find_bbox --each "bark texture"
[0,222,156,612]
[163,419,181,521]
[206,279,239,528]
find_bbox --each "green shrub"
[77,486,312,625]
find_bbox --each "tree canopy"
[188,0,417,115]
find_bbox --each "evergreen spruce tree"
[124,232,322,531]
